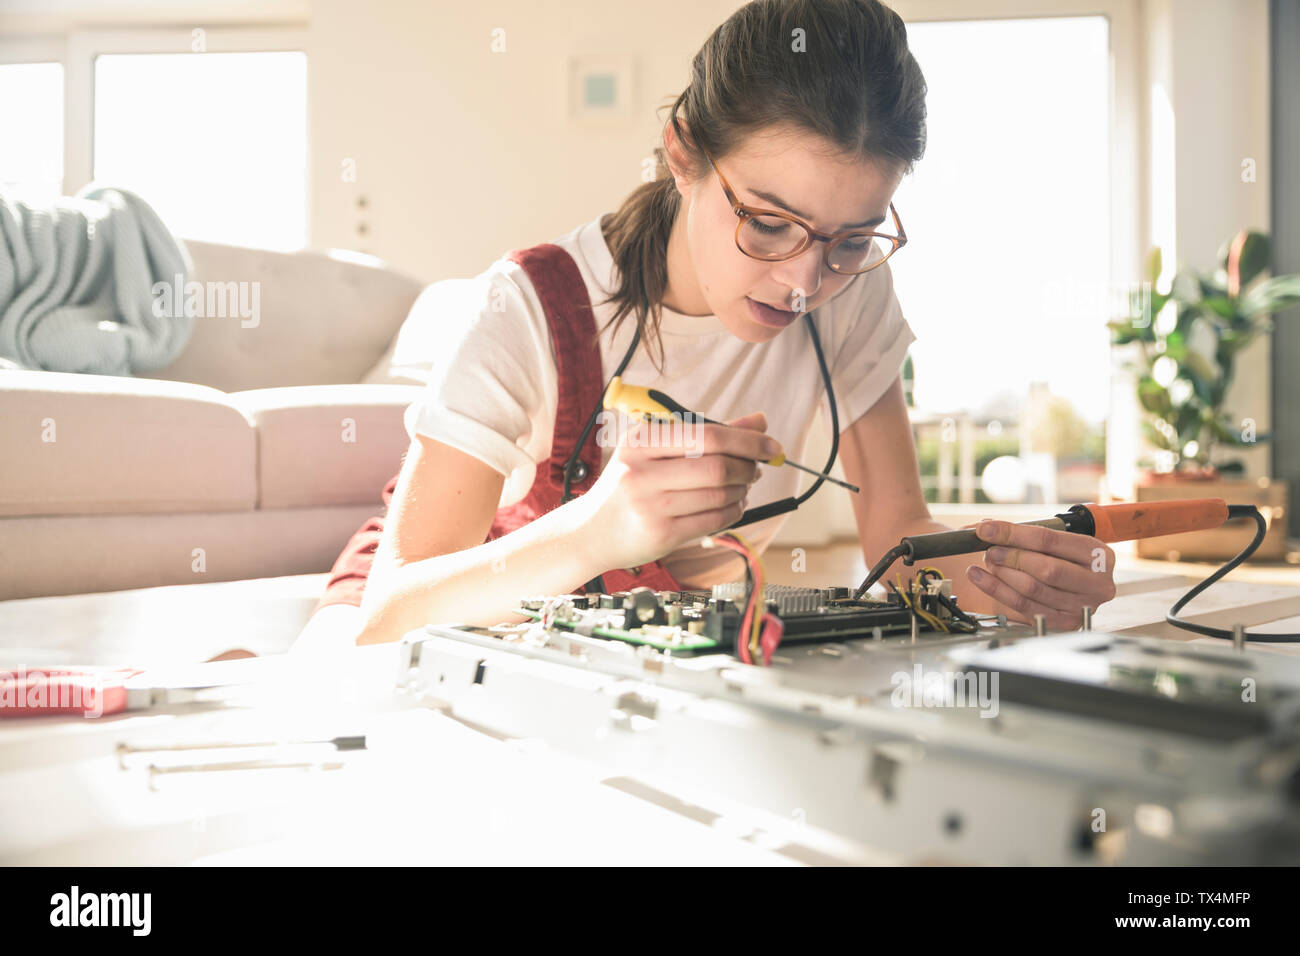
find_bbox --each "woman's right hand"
[571,411,780,572]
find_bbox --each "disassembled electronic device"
[404,614,1300,865]
[391,499,1300,865]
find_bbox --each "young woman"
[294,0,1117,653]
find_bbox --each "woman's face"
[665,123,904,343]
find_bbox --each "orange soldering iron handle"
[1081,498,1230,543]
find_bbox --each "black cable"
[1166,504,1300,643]
[566,330,641,594]
[725,312,838,530]
[934,590,979,632]
[794,313,838,506]
[562,329,641,504]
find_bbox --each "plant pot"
[1134,477,1288,561]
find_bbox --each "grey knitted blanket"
[0,185,192,374]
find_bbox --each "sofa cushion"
[138,241,425,392]
[229,384,424,509]
[0,370,256,517]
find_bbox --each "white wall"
[0,0,306,31]
[308,0,740,283]
[1133,0,1272,488]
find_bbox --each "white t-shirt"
[402,216,915,588]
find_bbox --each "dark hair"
[598,0,927,372]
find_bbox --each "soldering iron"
[853,498,1298,643]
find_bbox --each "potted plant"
[1109,231,1300,560]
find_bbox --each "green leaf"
[1171,305,1203,348]
[1146,247,1163,285]
[1162,329,1187,360]
[1138,376,1172,416]
[1235,232,1272,289]
[1207,416,1240,444]
[1141,420,1175,451]
[1198,295,1236,320]
[1174,404,1202,443]
[1239,274,1300,318]
[1183,348,1218,382]
[1199,276,1228,300]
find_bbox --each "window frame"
[891,0,1142,513]
[891,0,1143,314]
[65,27,308,199]
[0,38,68,197]
[1,27,306,200]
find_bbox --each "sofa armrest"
[228,384,425,509]
[0,370,256,517]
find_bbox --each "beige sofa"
[0,240,430,603]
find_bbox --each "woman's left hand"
[964,520,1117,631]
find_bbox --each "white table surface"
[6,573,1300,866]
[0,646,882,866]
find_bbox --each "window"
[0,62,64,202]
[890,15,1112,504]
[2,29,306,251]
[93,51,307,249]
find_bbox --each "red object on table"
[0,666,140,718]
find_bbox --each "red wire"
[737,601,754,664]
[707,534,761,665]
[759,613,785,666]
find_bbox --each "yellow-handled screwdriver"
[602,376,860,493]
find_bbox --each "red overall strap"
[312,474,397,614]
[489,243,682,594]
[313,240,684,616]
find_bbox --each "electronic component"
[517,572,984,659]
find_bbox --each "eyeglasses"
[702,144,907,276]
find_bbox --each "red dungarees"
[313,242,684,616]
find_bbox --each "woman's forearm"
[355,498,605,645]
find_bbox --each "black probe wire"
[724,313,839,530]
[790,313,838,508]
[1166,504,1300,643]
[561,328,642,504]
